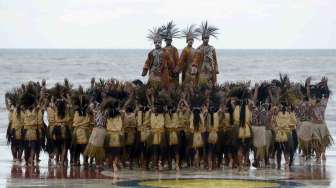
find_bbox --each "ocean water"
[0,49,335,152]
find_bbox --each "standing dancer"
[192,21,219,87]
[84,98,108,171]
[6,91,24,162]
[135,84,151,170]
[176,96,191,168]
[71,88,91,166]
[46,97,57,165]
[231,86,252,169]
[189,90,207,169]
[178,25,199,88]
[123,103,137,169]
[105,98,124,171]
[164,94,180,171]
[54,98,71,166]
[21,84,39,166]
[307,77,332,164]
[162,21,180,88]
[206,89,223,170]
[142,27,171,90]
[274,105,291,169]
[251,83,268,168]
[149,93,166,171]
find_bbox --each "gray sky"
[0,0,335,49]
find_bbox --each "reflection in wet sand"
[3,159,335,187]
[11,165,108,179]
[6,161,333,180]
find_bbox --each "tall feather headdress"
[195,21,219,39]
[161,21,180,40]
[147,27,164,42]
[182,24,199,41]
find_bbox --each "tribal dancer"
[162,21,180,88]
[6,91,24,162]
[164,91,180,171]
[84,97,107,171]
[296,82,313,161]
[230,85,252,169]
[307,77,332,164]
[288,105,298,167]
[214,99,227,168]
[178,25,199,88]
[189,90,207,169]
[142,27,171,90]
[123,102,137,169]
[46,96,57,165]
[221,97,239,168]
[71,86,91,166]
[149,92,166,171]
[21,83,40,166]
[192,21,219,87]
[251,83,269,168]
[105,98,124,171]
[135,84,151,170]
[274,105,291,169]
[177,96,191,168]
[205,89,222,170]
[36,99,45,163]
[53,98,72,166]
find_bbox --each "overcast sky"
[0,0,335,49]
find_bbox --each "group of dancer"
[5,75,331,171]
[5,21,332,172]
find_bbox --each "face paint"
[202,36,209,45]
[165,39,172,46]
[187,39,194,47]
[154,40,162,49]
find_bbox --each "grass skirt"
[298,121,314,142]
[124,129,136,146]
[105,132,124,147]
[84,144,105,161]
[299,121,333,153]
[252,126,266,160]
[84,127,106,161]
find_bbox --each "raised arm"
[267,86,274,105]
[253,83,259,105]
[306,77,311,99]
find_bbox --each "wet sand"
[1,143,336,188]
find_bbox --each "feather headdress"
[153,91,169,113]
[190,88,207,109]
[279,87,302,106]
[147,27,164,42]
[72,87,90,116]
[195,21,219,39]
[209,87,221,111]
[227,84,250,100]
[161,21,180,40]
[181,24,199,41]
[20,82,39,110]
[101,97,121,118]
